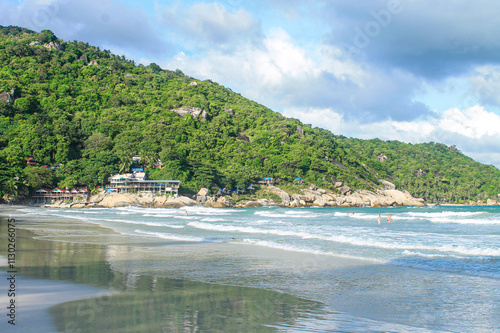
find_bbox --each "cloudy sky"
[2,0,500,168]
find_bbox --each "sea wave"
[406,211,484,218]
[312,234,500,256]
[254,211,318,218]
[134,229,207,242]
[187,221,311,238]
[239,239,376,262]
[428,218,500,225]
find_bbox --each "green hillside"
[1,26,499,204]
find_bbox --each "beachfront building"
[106,169,180,196]
[33,187,89,203]
[258,177,274,186]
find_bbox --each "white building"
[107,171,180,196]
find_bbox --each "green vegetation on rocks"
[1,26,499,204]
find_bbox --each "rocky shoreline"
[40,180,500,209]
[44,184,435,209]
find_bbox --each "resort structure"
[106,169,180,196]
[258,177,274,186]
[33,186,89,203]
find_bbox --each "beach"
[1,204,499,332]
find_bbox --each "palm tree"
[118,156,132,174]
[1,178,19,202]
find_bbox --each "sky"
[2,0,500,168]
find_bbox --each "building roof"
[109,173,134,181]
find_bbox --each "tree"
[37,30,57,43]
[23,166,56,190]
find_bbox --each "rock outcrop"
[378,179,396,190]
[296,125,304,136]
[170,106,208,120]
[48,193,198,209]
[198,188,209,196]
[0,89,14,105]
[43,41,64,51]
[377,153,388,162]
[44,182,427,210]
[487,198,499,206]
[267,186,290,203]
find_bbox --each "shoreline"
[0,206,391,332]
[8,183,500,209]
[10,196,499,210]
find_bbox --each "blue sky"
[2,0,500,168]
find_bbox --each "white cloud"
[440,106,500,138]
[164,27,326,102]
[468,65,500,107]
[283,105,500,168]
[166,25,430,122]
[159,2,261,49]
[282,107,345,133]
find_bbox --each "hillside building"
[106,169,180,196]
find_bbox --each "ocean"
[3,205,500,332]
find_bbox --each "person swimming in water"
[387,214,394,223]
[378,214,381,224]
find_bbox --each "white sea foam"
[241,239,333,256]
[297,232,500,257]
[239,239,381,263]
[349,213,378,219]
[333,212,346,217]
[184,206,234,215]
[188,221,313,238]
[200,217,227,222]
[429,218,500,225]
[183,220,500,257]
[407,211,483,218]
[173,215,198,220]
[254,211,317,218]
[142,214,174,218]
[134,229,206,242]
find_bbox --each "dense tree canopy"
[1,25,499,203]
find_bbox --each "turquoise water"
[11,205,500,332]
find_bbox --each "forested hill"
[1,25,499,204]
